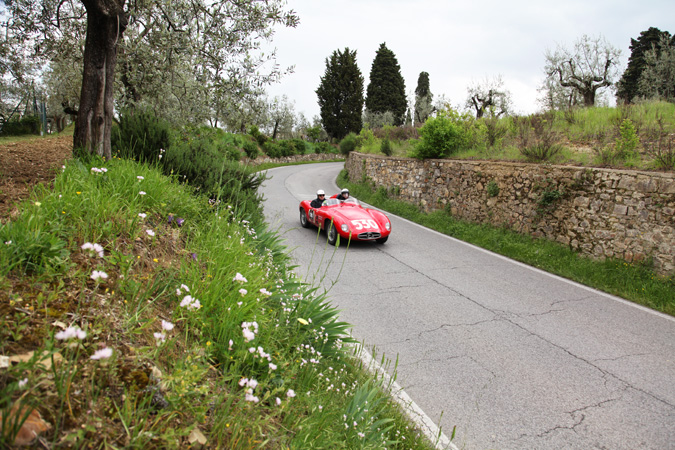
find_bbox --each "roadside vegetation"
[0,127,441,449]
[346,101,675,172]
[337,172,675,317]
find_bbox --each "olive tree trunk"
[74,0,126,159]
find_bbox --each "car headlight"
[385,221,391,231]
[340,224,349,232]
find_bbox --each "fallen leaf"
[188,427,207,447]
[0,403,52,446]
[7,351,63,370]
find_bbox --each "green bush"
[0,115,40,136]
[487,180,500,197]
[249,125,268,147]
[615,119,640,158]
[242,140,259,159]
[161,138,264,221]
[289,138,307,154]
[314,142,334,154]
[414,110,469,159]
[111,109,172,163]
[380,138,393,156]
[277,140,296,157]
[263,141,282,158]
[339,133,359,155]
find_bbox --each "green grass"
[0,156,441,449]
[339,171,675,317]
[353,101,675,170]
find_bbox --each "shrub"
[339,133,359,155]
[516,113,563,162]
[380,138,393,156]
[263,141,282,158]
[242,140,259,159]
[644,116,675,170]
[314,142,334,154]
[0,115,40,136]
[615,119,640,158]
[414,109,469,159]
[112,109,172,163]
[487,180,500,197]
[290,138,307,155]
[249,125,268,147]
[277,140,295,157]
[162,137,264,220]
[359,127,376,148]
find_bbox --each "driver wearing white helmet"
[337,188,350,201]
[310,189,326,208]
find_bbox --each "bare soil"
[0,134,73,221]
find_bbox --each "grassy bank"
[0,156,442,449]
[338,171,675,317]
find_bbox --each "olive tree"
[636,34,675,102]
[543,34,622,107]
[2,0,298,158]
[465,75,512,118]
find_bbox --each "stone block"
[613,204,628,216]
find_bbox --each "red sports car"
[299,196,391,245]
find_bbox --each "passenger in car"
[336,188,350,200]
[310,189,326,208]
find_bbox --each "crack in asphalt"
[379,250,675,411]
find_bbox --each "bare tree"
[465,75,512,119]
[544,34,621,107]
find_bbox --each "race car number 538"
[351,219,379,230]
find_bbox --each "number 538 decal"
[351,219,379,230]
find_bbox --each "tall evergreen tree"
[365,43,407,126]
[414,71,433,124]
[316,48,364,140]
[617,27,672,104]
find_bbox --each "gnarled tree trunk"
[74,0,126,159]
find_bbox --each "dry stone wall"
[345,152,675,276]
[247,153,343,165]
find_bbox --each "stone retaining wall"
[345,152,675,276]
[247,153,343,165]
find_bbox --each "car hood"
[330,205,379,222]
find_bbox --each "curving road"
[260,162,675,450]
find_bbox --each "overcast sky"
[264,0,674,121]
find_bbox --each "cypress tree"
[617,27,672,103]
[316,48,364,140]
[414,71,433,124]
[365,43,407,126]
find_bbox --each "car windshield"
[322,197,360,207]
[342,197,360,206]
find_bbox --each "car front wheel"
[300,208,310,228]
[376,236,388,244]
[326,220,338,246]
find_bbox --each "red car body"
[299,197,391,245]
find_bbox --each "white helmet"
[317,189,325,195]
[341,188,349,194]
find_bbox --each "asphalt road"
[260,162,675,450]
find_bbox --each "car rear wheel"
[326,220,338,246]
[300,208,310,228]
[376,236,388,244]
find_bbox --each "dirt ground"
[0,134,73,221]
